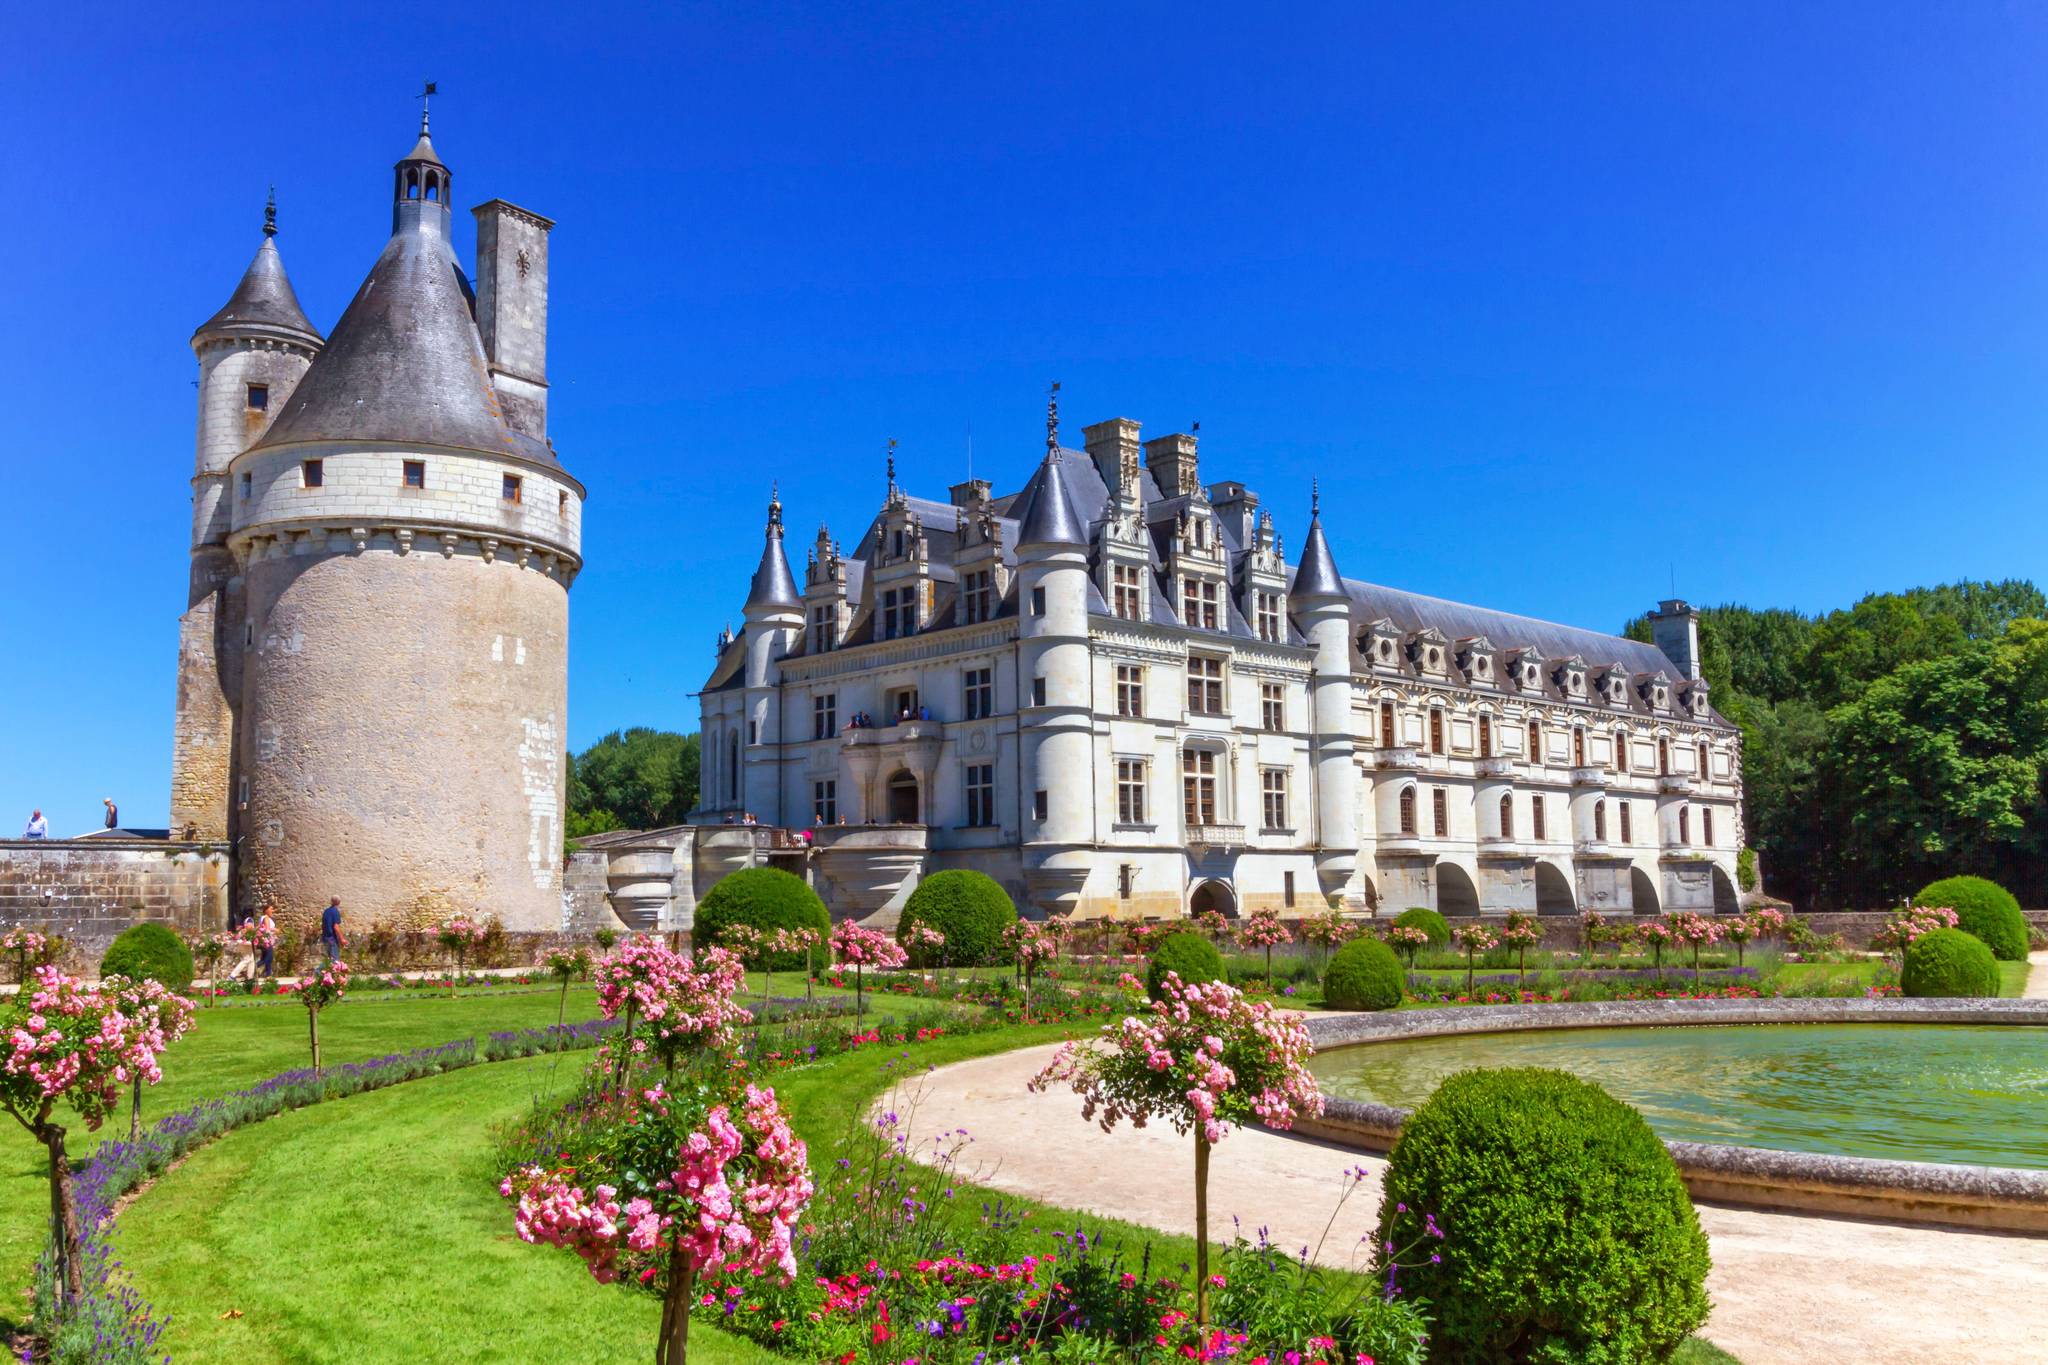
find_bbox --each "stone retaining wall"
[1296,998,2048,1233]
[1429,909,2048,951]
[0,839,230,967]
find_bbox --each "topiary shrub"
[1900,927,2000,998]
[1393,906,1450,947]
[1145,931,1226,1000]
[1914,875,2029,961]
[1323,936,1405,1010]
[692,867,830,972]
[896,869,1018,967]
[1377,1067,1710,1363]
[99,922,196,992]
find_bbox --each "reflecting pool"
[1309,1023,2048,1169]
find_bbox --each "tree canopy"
[566,728,700,838]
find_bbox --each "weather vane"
[1046,381,1061,455]
[418,80,438,132]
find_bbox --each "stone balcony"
[1574,838,1617,858]
[1659,774,1698,795]
[842,718,946,747]
[1372,744,1424,772]
[1186,823,1247,850]
[1570,766,1607,788]
[1474,756,1519,778]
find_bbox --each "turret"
[1015,389,1094,914]
[1292,483,1359,904]
[392,102,453,239]
[742,487,803,822]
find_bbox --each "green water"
[1310,1023,2048,1169]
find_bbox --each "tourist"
[103,798,118,829]
[230,915,259,980]
[257,903,278,976]
[22,810,48,839]
[320,896,345,962]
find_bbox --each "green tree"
[566,729,701,835]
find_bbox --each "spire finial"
[417,80,438,135]
[767,481,783,536]
[1311,477,1320,518]
[886,438,898,493]
[263,185,277,238]
[1045,381,1062,457]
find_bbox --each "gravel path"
[895,1043,2048,1365]
[2024,951,2048,999]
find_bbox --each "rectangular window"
[880,588,918,641]
[1181,579,1220,630]
[1261,683,1285,733]
[962,570,993,624]
[1112,564,1145,620]
[1432,787,1448,837]
[1621,801,1634,844]
[964,667,994,720]
[1573,728,1587,766]
[1115,664,1144,718]
[1117,759,1148,825]
[1031,586,1046,617]
[1613,733,1628,772]
[813,693,836,740]
[240,471,252,500]
[1478,714,1493,758]
[402,460,425,489]
[965,763,996,827]
[1532,794,1547,841]
[1187,656,1225,715]
[1119,864,1134,899]
[558,490,569,517]
[1430,709,1445,754]
[1183,749,1218,826]
[1261,769,1289,831]
[1284,871,1296,908]
[502,473,522,503]
[1703,807,1715,845]
[1031,677,1048,707]
[1033,790,1049,822]
[1380,701,1396,747]
[1255,592,1283,643]
[301,458,323,488]
[748,719,759,745]
[246,383,269,411]
[813,780,837,824]
[811,606,838,652]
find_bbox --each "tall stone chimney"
[473,199,554,441]
[1144,432,1199,499]
[1648,599,1701,680]
[1083,417,1142,497]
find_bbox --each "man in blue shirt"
[320,897,346,962]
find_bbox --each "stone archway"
[885,769,920,824]
[1435,862,1480,916]
[1631,866,1661,915]
[1711,864,1740,916]
[1189,879,1237,919]
[1534,862,1577,916]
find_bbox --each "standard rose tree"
[297,958,351,1074]
[1001,920,1056,1021]
[829,920,906,1020]
[0,968,194,1307]
[438,913,492,984]
[536,945,592,1030]
[593,938,753,1089]
[1030,971,1321,1326]
[1498,911,1542,986]
[1237,907,1292,988]
[1451,922,1497,994]
[2,928,58,986]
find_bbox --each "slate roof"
[745,528,802,611]
[1291,514,1346,600]
[1011,453,1088,546]
[193,237,323,347]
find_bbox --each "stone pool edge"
[1292,997,2048,1235]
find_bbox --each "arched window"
[1679,806,1691,845]
[1499,793,1514,838]
[1398,786,1416,835]
[1594,799,1607,841]
[406,170,420,200]
[1478,714,1493,758]
[1658,737,1671,776]
[1432,788,1448,837]
[1527,719,1543,764]
[1429,709,1445,755]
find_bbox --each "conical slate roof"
[193,237,322,347]
[745,495,802,611]
[253,219,556,465]
[1292,505,1346,600]
[1013,450,1088,547]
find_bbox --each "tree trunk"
[129,1072,142,1141]
[42,1125,79,1309]
[309,1005,322,1075]
[1194,1131,1212,1326]
[556,977,570,1033]
[655,1243,695,1365]
[855,963,865,1020]
[1265,945,1273,991]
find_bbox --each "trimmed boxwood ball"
[1393,906,1450,947]
[1145,931,1226,1000]
[1322,936,1404,1010]
[100,922,195,992]
[1376,1067,1710,1364]
[896,869,1018,967]
[1901,927,2000,998]
[691,867,830,972]
[1914,875,2029,962]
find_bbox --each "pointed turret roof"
[192,195,323,348]
[1013,451,1087,547]
[745,487,802,611]
[1291,481,1346,600]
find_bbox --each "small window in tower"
[1031,586,1046,617]
[246,384,268,411]
[403,460,425,489]
[558,490,569,517]
[502,474,523,503]
[240,472,251,500]
[1033,790,1049,822]
[1031,677,1047,707]
[301,459,323,488]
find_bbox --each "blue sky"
[6,2,2048,835]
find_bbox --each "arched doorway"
[1631,866,1660,915]
[1189,879,1237,919]
[1436,862,1480,916]
[1711,864,1739,915]
[1534,862,1576,916]
[886,770,920,824]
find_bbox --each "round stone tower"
[223,112,584,932]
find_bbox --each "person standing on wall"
[320,897,345,963]
[22,810,48,839]
[102,798,118,830]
